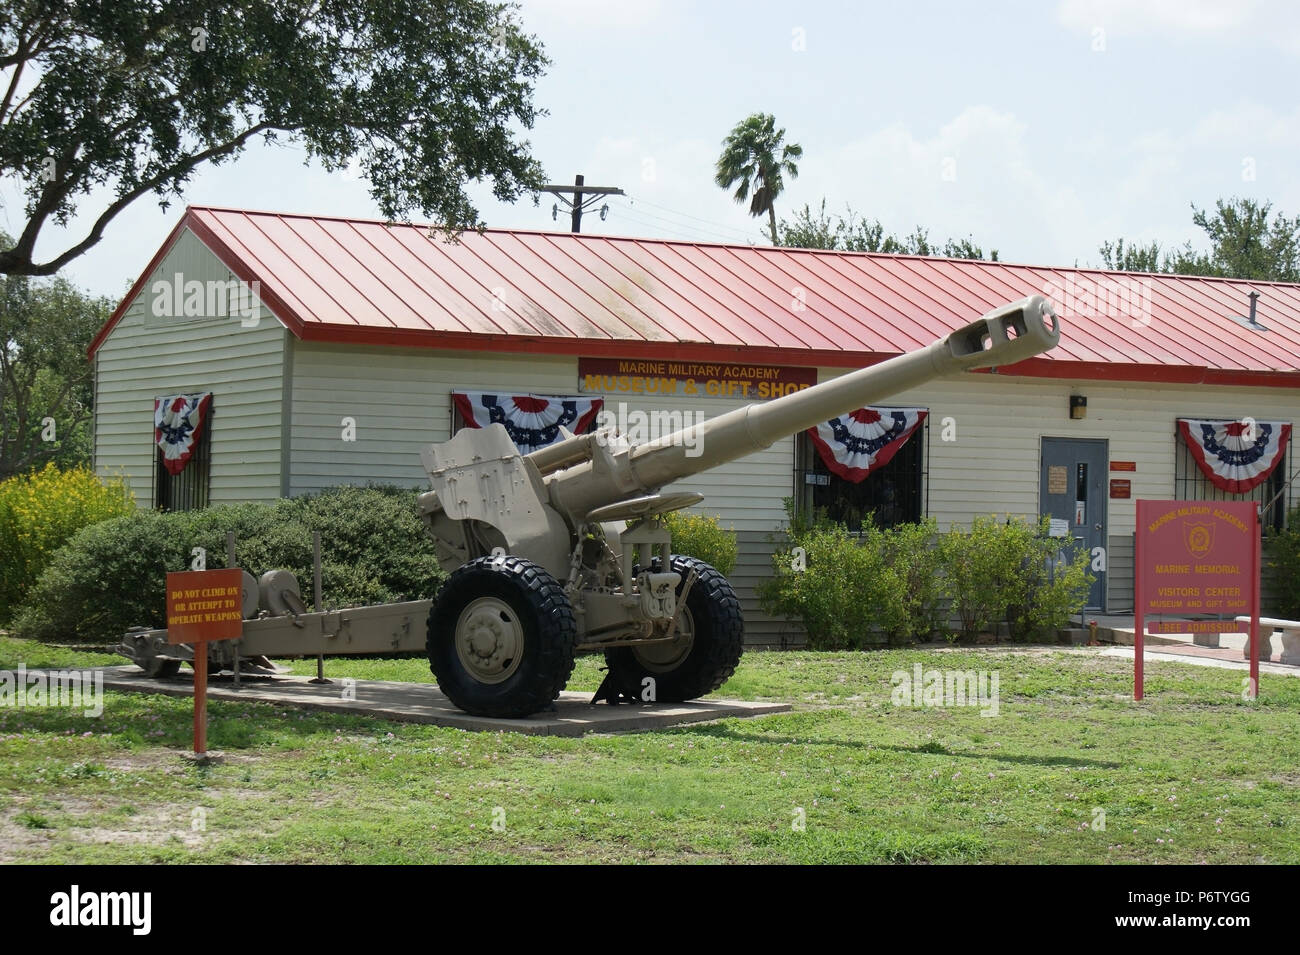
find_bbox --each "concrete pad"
[89,666,791,736]
[1098,647,1300,678]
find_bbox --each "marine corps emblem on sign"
[1183,521,1215,558]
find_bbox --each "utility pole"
[543,174,624,233]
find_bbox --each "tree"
[1096,237,1167,274]
[715,113,802,245]
[0,258,109,477]
[1099,198,1300,281]
[0,0,548,276]
[779,199,999,261]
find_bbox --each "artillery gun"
[120,295,1059,718]
[417,295,1060,716]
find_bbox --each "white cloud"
[798,105,1091,266]
[1056,0,1300,51]
[1189,103,1300,148]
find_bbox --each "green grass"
[1,635,1298,863]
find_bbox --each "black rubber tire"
[427,555,577,718]
[604,555,745,702]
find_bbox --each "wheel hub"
[633,606,696,672]
[456,597,524,684]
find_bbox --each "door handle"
[1094,523,1103,531]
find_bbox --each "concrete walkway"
[1064,613,1300,677]
[92,666,790,736]
[1097,646,1300,678]
[1086,614,1296,661]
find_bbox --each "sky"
[4,0,1300,300]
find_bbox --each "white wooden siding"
[288,344,578,492]
[288,342,794,526]
[94,228,286,505]
[290,347,1297,636]
[288,342,795,640]
[815,368,1298,532]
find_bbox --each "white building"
[91,207,1300,643]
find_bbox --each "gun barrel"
[548,295,1059,520]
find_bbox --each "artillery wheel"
[427,555,577,718]
[604,555,745,702]
[123,631,182,678]
[143,657,181,679]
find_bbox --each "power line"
[623,193,761,240]
[609,207,739,244]
[605,198,759,245]
[595,200,708,238]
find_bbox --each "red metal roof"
[90,206,1300,388]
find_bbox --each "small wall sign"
[579,357,816,399]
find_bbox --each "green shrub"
[939,515,1093,642]
[1265,508,1300,618]
[13,486,445,644]
[0,464,134,623]
[660,510,738,576]
[759,506,1093,648]
[294,485,459,596]
[759,520,908,649]
[879,517,944,642]
[757,503,934,649]
[13,509,196,643]
[936,515,1014,640]
[1000,517,1094,642]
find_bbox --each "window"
[1174,432,1290,532]
[153,394,213,512]
[794,419,926,530]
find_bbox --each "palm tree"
[714,113,803,245]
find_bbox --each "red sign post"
[1134,501,1261,701]
[165,568,244,756]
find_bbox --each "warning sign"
[165,568,245,644]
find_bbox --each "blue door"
[1039,437,1107,610]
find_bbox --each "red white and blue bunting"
[154,393,213,476]
[808,407,927,483]
[1177,418,1292,493]
[453,391,603,454]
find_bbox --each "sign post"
[165,568,245,757]
[1251,504,1262,698]
[1134,500,1260,701]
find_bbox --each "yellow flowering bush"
[0,464,134,623]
